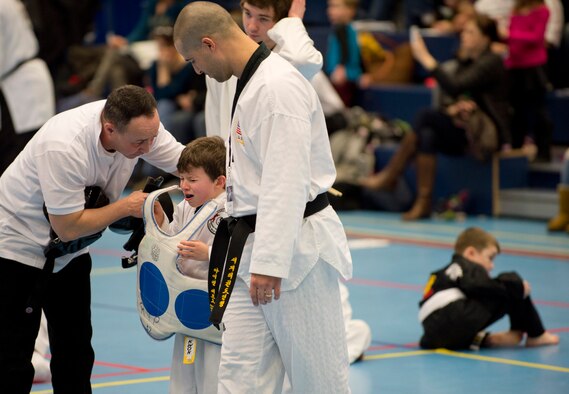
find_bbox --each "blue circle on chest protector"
[139,262,169,317]
[175,289,211,330]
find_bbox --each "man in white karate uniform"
[208,0,371,365]
[174,2,352,392]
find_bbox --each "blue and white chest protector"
[137,186,222,344]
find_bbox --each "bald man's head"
[173,1,237,54]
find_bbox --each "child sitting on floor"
[418,227,559,350]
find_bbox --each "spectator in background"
[474,0,514,33]
[502,0,552,162]
[476,0,564,88]
[326,0,363,107]
[476,0,563,50]
[147,26,206,144]
[21,0,99,84]
[59,0,188,111]
[0,0,55,175]
[429,0,476,34]
[361,14,510,220]
[547,148,569,234]
[86,0,188,97]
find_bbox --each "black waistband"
[207,192,330,328]
[232,192,330,232]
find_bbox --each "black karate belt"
[208,193,330,329]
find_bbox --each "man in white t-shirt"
[0,84,184,393]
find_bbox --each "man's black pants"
[0,254,94,393]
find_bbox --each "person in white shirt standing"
[174,2,352,392]
[0,0,54,175]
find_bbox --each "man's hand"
[250,273,282,306]
[48,190,148,242]
[124,190,148,218]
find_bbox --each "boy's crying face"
[179,167,218,208]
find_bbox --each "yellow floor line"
[31,348,569,393]
[364,348,569,374]
[435,348,569,373]
[364,350,435,360]
[31,375,170,393]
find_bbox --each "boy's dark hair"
[454,227,501,255]
[102,85,157,131]
[240,0,292,22]
[177,136,226,181]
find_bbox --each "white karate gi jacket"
[227,51,352,289]
[0,0,54,133]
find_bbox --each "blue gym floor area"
[31,211,569,393]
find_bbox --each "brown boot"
[361,132,417,190]
[548,186,569,231]
[402,154,436,221]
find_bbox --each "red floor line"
[94,360,154,371]
[346,277,424,291]
[347,277,569,309]
[91,367,170,380]
[91,232,569,262]
[534,300,569,308]
[346,231,569,261]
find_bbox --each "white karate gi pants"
[169,333,221,394]
[218,259,350,394]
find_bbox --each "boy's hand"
[153,201,165,226]
[177,240,209,261]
